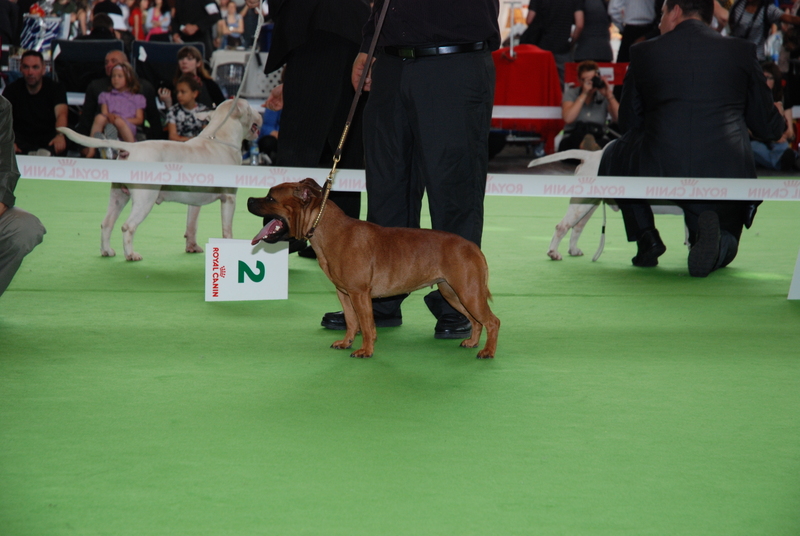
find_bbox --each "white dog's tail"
[527,149,595,169]
[57,127,137,151]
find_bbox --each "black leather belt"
[383,41,486,59]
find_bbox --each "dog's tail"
[57,127,138,151]
[527,149,595,169]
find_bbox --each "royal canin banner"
[17,156,800,201]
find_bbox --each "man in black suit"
[606,0,785,277]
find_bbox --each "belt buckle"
[398,47,415,59]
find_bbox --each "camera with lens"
[592,75,606,89]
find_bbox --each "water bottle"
[249,139,259,165]
[771,32,783,63]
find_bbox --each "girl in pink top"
[88,63,146,158]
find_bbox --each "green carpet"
[2,179,799,535]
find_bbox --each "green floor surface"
[2,179,799,535]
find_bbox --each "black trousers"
[363,49,495,316]
[277,31,365,220]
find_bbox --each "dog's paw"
[350,348,373,358]
[185,243,204,254]
[476,348,495,359]
[126,252,143,261]
[460,340,479,349]
[331,339,353,350]
[547,250,563,261]
[101,248,116,257]
[568,248,585,257]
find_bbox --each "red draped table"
[492,45,564,154]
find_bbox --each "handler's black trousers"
[362,48,495,316]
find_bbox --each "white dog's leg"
[185,205,203,253]
[548,198,600,260]
[567,203,600,257]
[219,191,236,239]
[121,186,161,261]
[101,184,130,257]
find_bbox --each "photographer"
[559,60,619,151]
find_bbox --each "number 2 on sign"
[238,260,266,283]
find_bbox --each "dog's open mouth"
[251,217,288,245]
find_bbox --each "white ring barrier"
[17,155,800,299]
[17,155,800,201]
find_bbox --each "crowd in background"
[522,0,800,170]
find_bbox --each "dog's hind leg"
[548,198,600,260]
[438,280,499,359]
[185,205,203,253]
[101,184,130,257]
[567,202,600,257]
[120,186,160,261]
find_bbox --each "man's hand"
[183,23,199,36]
[351,52,375,92]
[49,133,66,154]
[265,84,283,111]
[245,0,259,9]
[13,143,21,154]
[0,202,7,219]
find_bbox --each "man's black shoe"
[434,313,472,339]
[297,244,317,259]
[321,310,402,330]
[688,211,720,278]
[743,201,761,229]
[632,229,666,267]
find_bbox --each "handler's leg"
[0,208,46,297]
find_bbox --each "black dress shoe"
[743,201,761,229]
[434,313,472,339]
[288,238,307,254]
[297,244,317,259]
[688,211,720,278]
[321,310,402,330]
[632,229,666,267]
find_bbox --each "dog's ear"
[195,110,213,122]
[293,179,322,205]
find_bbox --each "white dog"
[59,99,262,261]
[528,148,684,261]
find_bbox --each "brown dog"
[247,179,500,359]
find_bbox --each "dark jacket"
[0,96,19,209]
[617,19,785,179]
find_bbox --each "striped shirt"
[608,0,657,30]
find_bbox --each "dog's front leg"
[219,192,236,239]
[349,291,376,358]
[185,205,203,253]
[330,289,359,352]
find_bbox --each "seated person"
[2,50,68,156]
[751,61,797,171]
[157,45,225,110]
[75,49,164,156]
[166,74,209,141]
[144,0,171,39]
[0,95,46,298]
[87,62,146,157]
[74,11,118,40]
[559,60,619,152]
[217,0,244,48]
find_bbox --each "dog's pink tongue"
[251,219,283,245]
